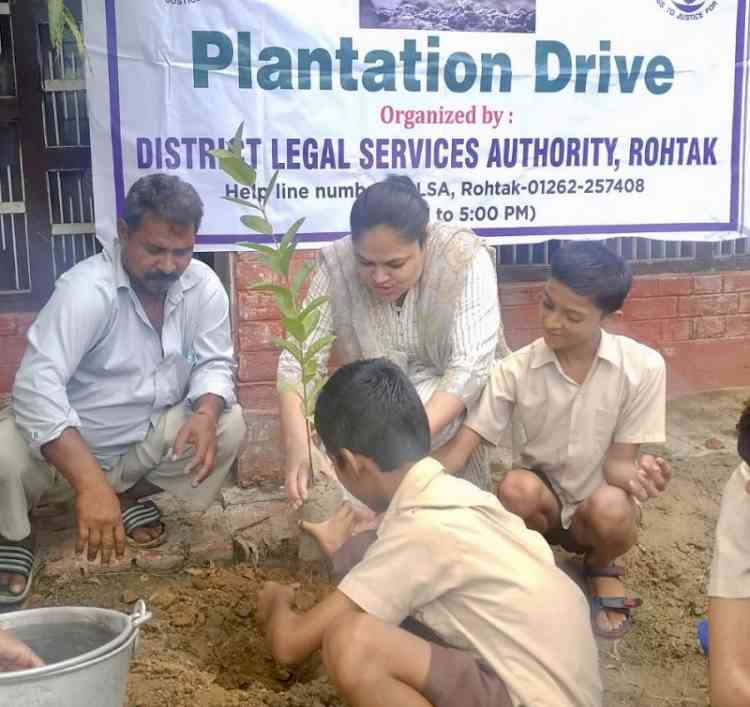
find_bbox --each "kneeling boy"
[706,400,750,707]
[436,242,671,640]
[257,358,602,707]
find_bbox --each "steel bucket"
[0,600,151,707]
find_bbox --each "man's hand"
[172,411,218,487]
[626,454,671,502]
[0,629,44,673]
[75,481,126,564]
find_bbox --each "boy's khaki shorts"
[423,642,512,707]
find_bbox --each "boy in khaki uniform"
[707,401,750,707]
[436,243,671,640]
[258,358,602,707]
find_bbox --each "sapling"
[210,125,340,560]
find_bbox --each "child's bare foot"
[300,503,356,559]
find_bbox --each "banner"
[84,0,750,250]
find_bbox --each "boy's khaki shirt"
[466,331,666,525]
[338,458,603,707]
[709,462,750,598]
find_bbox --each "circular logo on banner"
[656,0,718,19]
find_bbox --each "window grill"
[0,125,31,294]
[47,169,100,278]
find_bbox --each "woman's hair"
[349,175,429,246]
[314,358,430,472]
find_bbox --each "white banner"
[84,0,750,250]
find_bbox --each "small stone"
[705,437,725,450]
[121,590,139,604]
[171,609,196,627]
[234,602,253,619]
[273,664,292,682]
[151,590,177,609]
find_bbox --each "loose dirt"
[29,389,748,706]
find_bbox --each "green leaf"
[282,316,306,342]
[273,291,297,319]
[280,218,306,252]
[222,196,263,213]
[299,295,329,321]
[301,359,319,385]
[264,171,279,208]
[249,282,291,296]
[257,254,286,277]
[240,242,277,256]
[229,122,244,158]
[290,261,315,298]
[48,0,65,51]
[302,309,321,338]
[241,215,273,235]
[304,377,327,417]
[62,9,85,58]
[303,335,335,361]
[209,149,236,160]
[271,337,303,362]
[218,156,256,187]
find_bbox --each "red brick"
[238,349,281,383]
[0,336,27,365]
[237,291,281,322]
[628,277,660,298]
[0,365,17,394]
[499,288,542,307]
[657,276,693,296]
[661,319,692,342]
[678,294,738,317]
[723,273,750,292]
[501,304,539,330]
[726,315,750,337]
[693,275,723,293]
[0,314,17,336]
[660,339,750,396]
[238,383,279,414]
[617,320,662,345]
[621,297,677,321]
[692,317,726,339]
[740,292,750,313]
[15,313,37,335]
[506,329,542,350]
[238,321,285,352]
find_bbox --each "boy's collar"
[377,457,445,533]
[532,329,619,369]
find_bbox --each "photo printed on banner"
[360,0,536,33]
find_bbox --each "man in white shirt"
[0,174,245,603]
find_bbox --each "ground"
[19,388,750,706]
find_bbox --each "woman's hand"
[285,448,312,510]
[0,630,44,673]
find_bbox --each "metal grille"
[0,125,31,294]
[0,5,15,97]
[47,169,100,278]
[39,19,89,148]
[498,238,698,267]
[713,237,750,258]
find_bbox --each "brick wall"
[4,260,750,486]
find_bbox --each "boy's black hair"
[349,175,429,246]
[550,242,632,314]
[737,399,750,464]
[314,358,430,472]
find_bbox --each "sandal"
[122,500,166,549]
[0,535,40,605]
[583,562,642,640]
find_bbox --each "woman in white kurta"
[278,176,509,507]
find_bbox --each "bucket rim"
[0,600,151,682]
